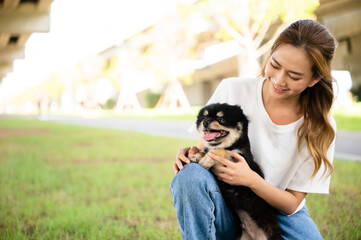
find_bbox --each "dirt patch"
[0,222,5,229]
[75,142,93,147]
[156,217,178,229]
[0,128,48,139]
[22,222,35,236]
[73,158,104,165]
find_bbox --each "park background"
[0,0,360,239]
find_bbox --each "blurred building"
[3,0,358,111]
[315,0,361,87]
[0,0,53,82]
[183,41,239,106]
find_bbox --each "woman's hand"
[209,151,307,215]
[209,151,260,188]
[174,146,200,174]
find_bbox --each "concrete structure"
[184,55,238,106]
[0,0,53,81]
[315,0,361,87]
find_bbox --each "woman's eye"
[289,75,301,80]
[270,62,279,69]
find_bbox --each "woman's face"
[264,44,320,101]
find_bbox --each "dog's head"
[196,103,248,149]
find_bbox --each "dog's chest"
[237,210,267,240]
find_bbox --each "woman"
[171,19,336,240]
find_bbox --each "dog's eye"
[218,118,225,124]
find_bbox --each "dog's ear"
[196,107,207,127]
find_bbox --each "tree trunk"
[237,49,261,78]
[115,89,142,113]
[155,79,190,110]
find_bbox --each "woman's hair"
[261,19,336,179]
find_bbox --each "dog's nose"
[203,119,211,128]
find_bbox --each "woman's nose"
[274,70,287,86]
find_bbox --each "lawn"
[332,102,361,132]
[0,119,198,240]
[0,118,360,240]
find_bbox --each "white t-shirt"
[189,77,336,213]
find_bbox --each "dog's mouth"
[203,129,229,141]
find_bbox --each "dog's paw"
[198,155,217,170]
[209,149,230,159]
[189,152,205,163]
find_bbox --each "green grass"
[0,119,197,240]
[332,102,361,132]
[306,160,361,239]
[0,119,360,239]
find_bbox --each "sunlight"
[0,0,170,103]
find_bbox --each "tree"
[130,3,205,110]
[197,0,319,77]
[149,9,192,110]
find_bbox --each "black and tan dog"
[189,103,282,240]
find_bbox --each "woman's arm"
[208,151,306,215]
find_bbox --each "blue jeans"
[170,163,324,240]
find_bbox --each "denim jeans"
[170,163,324,240]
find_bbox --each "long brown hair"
[261,19,336,179]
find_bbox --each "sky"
[0,0,192,102]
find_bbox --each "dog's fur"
[189,103,282,240]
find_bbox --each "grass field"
[332,102,361,132]
[0,118,360,239]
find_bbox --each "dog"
[189,103,282,240]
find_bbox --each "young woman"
[171,19,336,240]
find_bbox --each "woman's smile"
[270,79,289,93]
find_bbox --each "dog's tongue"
[204,131,219,141]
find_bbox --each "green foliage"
[103,98,116,109]
[199,0,319,36]
[266,0,319,23]
[351,84,361,102]
[145,91,161,108]
[38,74,65,100]
[13,74,65,106]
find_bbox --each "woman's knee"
[277,205,323,240]
[170,163,217,197]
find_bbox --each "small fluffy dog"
[189,103,282,240]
